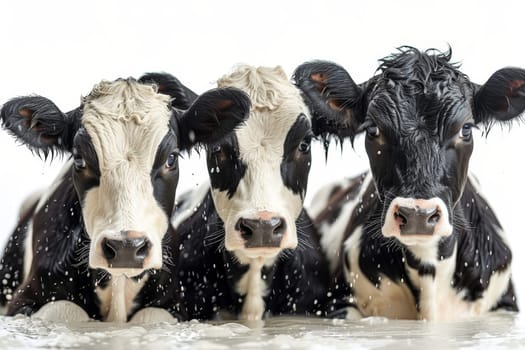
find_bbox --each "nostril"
[102,238,117,260]
[272,218,286,236]
[394,211,407,227]
[135,239,151,259]
[237,219,253,240]
[428,212,440,225]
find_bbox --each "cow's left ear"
[474,67,525,124]
[174,87,251,150]
[293,60,365,141]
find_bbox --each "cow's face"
[207,66,312,262]
[1,75,250,276]
[294,47,525,247]
[72,81,177,276]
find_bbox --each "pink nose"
[391,199,444,236]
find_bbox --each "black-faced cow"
[294,47,524,320]
[0,74,250,322]
[160,65,333,321]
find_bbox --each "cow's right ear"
[293,61,365,141]
[0,96,80,159]
[174,87,251,151]
[139,72,199,110]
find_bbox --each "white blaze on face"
[212,66,310,259]
[81,80,172,275]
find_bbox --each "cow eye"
[298,137,311,153]
[366,125,380,137]
[460,123,474,140]
[165,152,179,169]
[72,148,86,171]
[211,145,222,154]
[73,156,86,171]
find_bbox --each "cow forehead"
[218,65,309,159]
[368,82,472,136]
[81,79,172,170]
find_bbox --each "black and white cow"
[154,65,333,321]
[0,73,250,322]
[293,47,525,320]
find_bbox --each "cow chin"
[382,221,454,247]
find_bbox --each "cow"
[293,47,525,321]
[146,65,336,321]
[0,73,250,322]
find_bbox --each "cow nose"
[395,205,440,235]
[101,237,151,268]
[236,217,286,248]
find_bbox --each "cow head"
[1,74,250,276]
[206,65,313,262]
[294,47,525,247]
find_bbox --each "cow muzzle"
[236,216,286,248]
[382,197,453,244]
[91,230,159,275]
[226,211,297,258]
[395,205,440,235]
[101,235,151,268]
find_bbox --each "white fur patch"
[96,274,149,322]
[22,220,33,280]
[236,258,268,320]
[81,80,171,274]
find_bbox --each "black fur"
[281,114,313,199]
[176,88,251,150]
[5,170,103,318]
[206,134,247,199]
[0,199,38,305]
[139,72,198,109]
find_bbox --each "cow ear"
[474,67,525,125]
[175,87,251,150]
[0,96,80,159]
[293,61,365,141]
[139,72,199,110]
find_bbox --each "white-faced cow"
[157,65,334,321]
[294,47,524,320]
[0,73,250,322]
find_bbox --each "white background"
[0,0,524,308]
